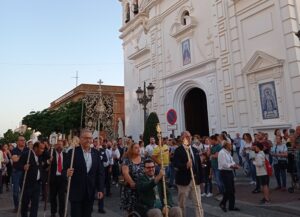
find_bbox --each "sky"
[0,0,124,136]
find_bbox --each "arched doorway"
[184,88,209,136]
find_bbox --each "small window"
[181,11,190,26]
[125,3,130,23]
[133,0,139,15]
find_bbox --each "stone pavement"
[1,169,300,217]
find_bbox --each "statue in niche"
[117,118,124,139]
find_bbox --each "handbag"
[265,158,273,176]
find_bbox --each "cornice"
[163,58,218,80]
[128,46,150,60]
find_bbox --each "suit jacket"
[64,146,105,202]
[17,150,48,187]
[50,151,67,185]
[173,145,203,186]
[40,148,50,182]
[136,174,174,217]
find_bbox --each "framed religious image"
[259,81,279,120]
[182,39,191,66]
[49,132,58,145]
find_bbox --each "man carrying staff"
[173,131,203,217]
[65,129,105,217]
[49,140,67,217]
[136,159,182,217]
[18,141,47,217]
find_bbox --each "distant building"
[50,84,125,138]
[120,0,300,140]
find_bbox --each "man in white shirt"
[218,141,240,212]
[50,140,67,217]
[145,137,158,158]
[111,144,121,185]
[104,141,114,196]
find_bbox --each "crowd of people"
[0,125,299,217]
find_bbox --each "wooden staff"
[156,124,168,217]
[183,138,203,217]
[17,149,32,217]
[43,145,55,217]
[63,143,76,217]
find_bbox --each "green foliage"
[143,112,160,146]
[22,100,83,137]
[1,129,19,144]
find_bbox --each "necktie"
[58,153,62,173]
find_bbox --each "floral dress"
[120,157,145,212]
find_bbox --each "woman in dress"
[120,143,145,214]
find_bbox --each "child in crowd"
[253,143,270,204]
[202,153,213,197]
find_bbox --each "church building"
[119,0,300,140]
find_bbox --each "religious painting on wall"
[182,39,191,66]
[259,81,279,119]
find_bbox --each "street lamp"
[136,82,155,129]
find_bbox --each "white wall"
[120,0,300,140]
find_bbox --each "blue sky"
[0,0,124,136]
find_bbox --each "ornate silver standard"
[156,124,169,217]
[183,138,204,217]
[17,149,32,217]
[63,143,76,217]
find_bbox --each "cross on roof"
[97,79,104,95]
[97,79,103,86]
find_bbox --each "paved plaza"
[1,171,300,217]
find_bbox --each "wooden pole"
[17,149,32,217]
[183,138,203,217]
[156,124,168,217]
[63,145,76,217]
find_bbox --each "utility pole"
[72,71,79,87]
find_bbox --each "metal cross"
[97,79,103,92]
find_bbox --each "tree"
[2,129,19,144]
[22,100,83,137]
[143,112,160,146]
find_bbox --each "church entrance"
[184,88,209,136]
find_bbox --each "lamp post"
[136,82,155,129]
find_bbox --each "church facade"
[119,0,300,140]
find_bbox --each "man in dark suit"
[173,131,203,217]
[49,140,67,217]
[66,129,105,217]
[18,141,47,217]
